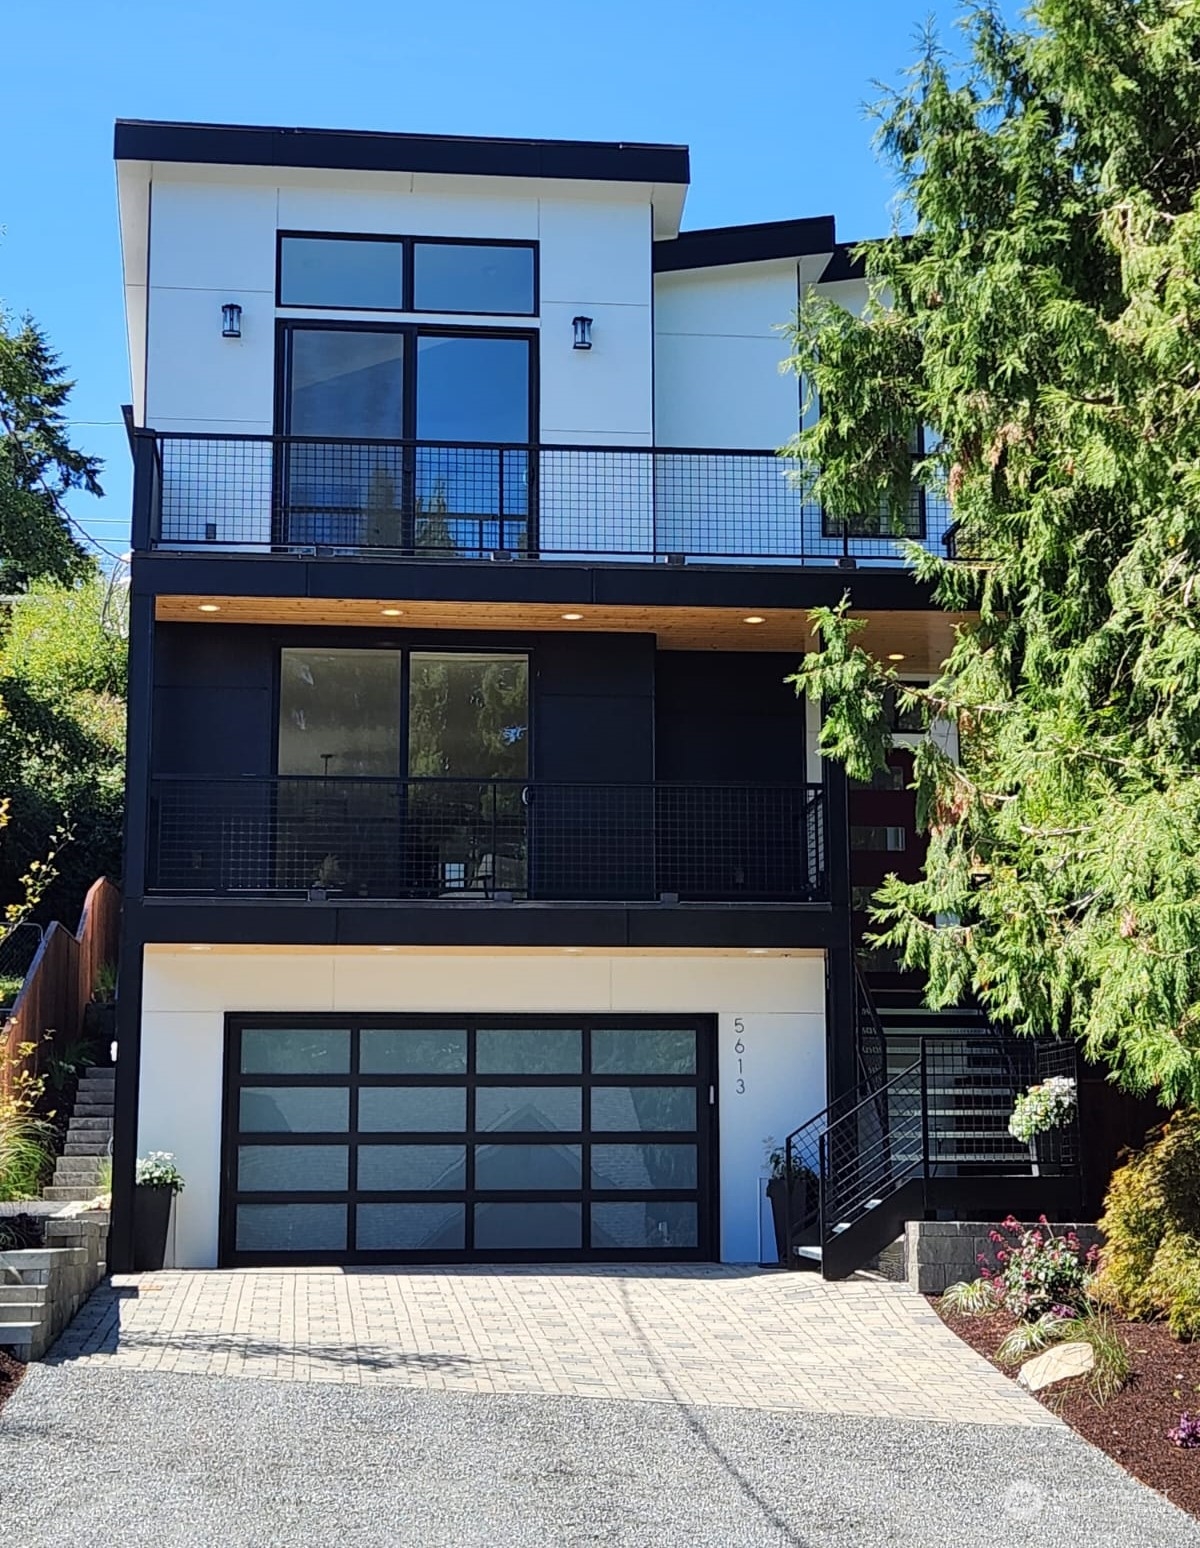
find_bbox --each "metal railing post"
[919,1038,931,1181]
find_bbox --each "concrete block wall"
[0,1210,108,1361]
[905,1220,1102,1295]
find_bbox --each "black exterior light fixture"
[572,315,593,350]
[221,302,243,338]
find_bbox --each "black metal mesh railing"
[784,1033,1081,1263]
[146,777,828,903]
[147,433,954,566]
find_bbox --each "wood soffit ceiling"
[154,595,972,671]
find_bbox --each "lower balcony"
[146,777,827,905]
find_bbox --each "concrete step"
[75,1082,114,1099]
[0,1285,47,1306]
[41,1186,103,1202]
[72,1103,114,1117]
[53,1159,107,1180]
[0,1320,39,1347]
[68,1118,112,1133]
[83,1065,115,1079]
[63,1141,111,1156]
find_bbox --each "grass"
[940,1278,1001,1316]
[95,1156,112,1195]
[0,1106,55,1202]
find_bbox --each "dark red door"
[848,749,926,993]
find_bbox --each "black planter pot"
[132,1185,175,1271]
[1029,1129,1066,1177]
[82,1001,117,1047]
[766,1173,814,1264]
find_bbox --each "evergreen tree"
[786,1,1200,1107]
[0,314,100,587]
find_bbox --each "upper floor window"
[278,233,537,315]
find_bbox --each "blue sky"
[2,0,1012,558]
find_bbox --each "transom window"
[278,233,537,315]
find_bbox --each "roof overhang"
[653,216,836,274]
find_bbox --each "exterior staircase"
[781,976,1082,1278]
[42,1066,114,1203]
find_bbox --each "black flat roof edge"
[114,119,691,186]
[818,243,868,283]
[653,215,836,273]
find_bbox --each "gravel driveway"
[4,1362,1199,1547]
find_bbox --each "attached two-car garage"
[222,1014,716,1264]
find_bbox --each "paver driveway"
[4,1265,1199,1546]
[49,1264,1045,1425]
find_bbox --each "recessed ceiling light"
[743,615,766,625]
[561,612,584,621]
[887,652,906,662]
[563,947,583,954]
[381,608,404,617]
[197,603,221,613]
[187,945,212,953]
[747,948,770,956]
[377,945,399,952]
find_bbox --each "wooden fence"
[0,878,121,1099]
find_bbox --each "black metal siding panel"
[654,651,804,784]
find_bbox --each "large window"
[276,649,529,898]
[278,321,534,551]
[278,233,536,315]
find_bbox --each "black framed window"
[222,1014,716,1265]
[820,429,929,540]
[277,320,535,553]
[278,232,537,315]
[279,235,406,310]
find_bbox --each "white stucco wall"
[141,171,654,446]
[653,260,800,450]
[136,946,826,1269]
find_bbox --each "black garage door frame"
[219,1012,719,1266]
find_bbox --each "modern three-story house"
[110,117,1081,1278]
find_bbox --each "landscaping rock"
[1018,1341,1095,1393]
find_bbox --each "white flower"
[1009,1077,1077,1142]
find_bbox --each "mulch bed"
[936,1300,1200,1518]
[0,1352,26,1416]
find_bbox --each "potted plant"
[83,962,118,1045]
[763,1138,819,1264]
[133,1151,185,1270]
[1008,1076,1077,1175]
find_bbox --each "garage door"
[221,1014,716,1265]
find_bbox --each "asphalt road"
[2,1364,1196,1547]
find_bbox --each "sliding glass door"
[279,323,533,552]
[276,648,529,897]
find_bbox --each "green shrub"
[1094,1111,1200,1339]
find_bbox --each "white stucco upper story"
[114,120,869,454]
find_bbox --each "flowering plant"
[978,1215,1098,1320]
[135,1152,185,1192]
[1008,1077,1077,1143]
[1169,1413,1200,1449]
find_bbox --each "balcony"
[146,777,827,904]
[140,433,952,569]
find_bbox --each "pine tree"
[786,1,1200,1107]
[0,314,101,587]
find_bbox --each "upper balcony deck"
[135,431,951,572]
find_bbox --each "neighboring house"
[110,118,1084,1277]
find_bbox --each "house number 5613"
[733,1017,746,1094]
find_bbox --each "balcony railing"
[146,777,827,903]
[140,432,952,568]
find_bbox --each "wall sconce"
[221,302,243,338]
[572,315,593,350]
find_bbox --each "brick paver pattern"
[48,1266,1055,1427]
